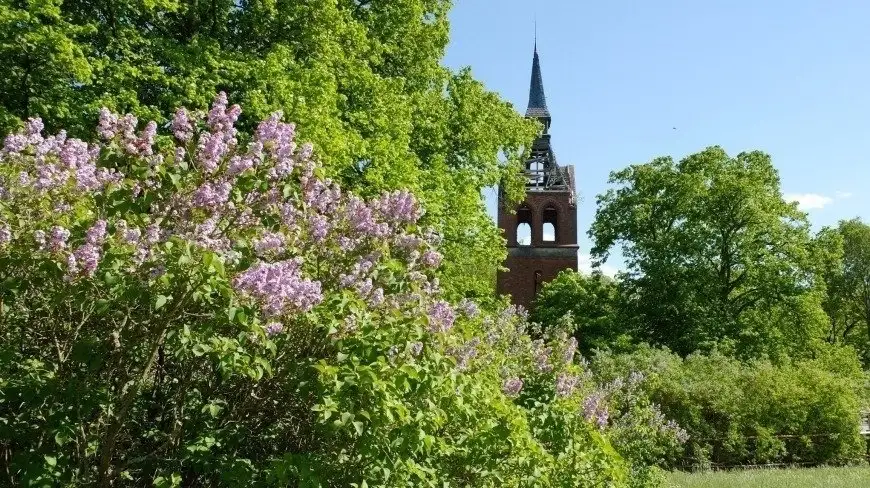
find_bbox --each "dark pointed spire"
[525,44,550,119]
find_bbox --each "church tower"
[496,44,578,310]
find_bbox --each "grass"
[666,466,870,488]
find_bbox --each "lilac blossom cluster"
[0,93,461,346]
[233,259,323,317]
[501,377,524,397]
[583,391,610,429]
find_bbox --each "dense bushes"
[591,345,869,469]
[0,96,689,486]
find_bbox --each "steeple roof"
[525,44,550,119]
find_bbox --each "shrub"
[0,95,637,486]
[591,345,868,469]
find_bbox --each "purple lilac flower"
[191,181,232,209]
[172,107,194,142]
[395,234,423,250]
[532,340,553,373]
[502,377,523,397]
[233,259,323,317]
[308,214,329,242]
[409,341,424,356]
[97,108,118,140]
[374,190,422,224]
[368,288,384,307]
[227,155,254,176]
[458,298,479,318]
[3,133,28,154]
[86,220,107,245]
[582,391,609,429]
[427,301,455,333]
[555,373,579,397]
[48,226,70,252]
[564,336,578,364]
[420,250,442,268]
[0,224,10,246]
[264,321,284,336]
[253,231,285,256]
[627,371,645,386]
[72,243,101,277]
[196,132,228,174]
[450,338,480,371]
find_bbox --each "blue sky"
[443,0,870,275]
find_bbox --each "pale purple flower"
[144,224,162,245]
[3,133,28,153]
[227,155,254,176]
[555,373,579,397]
[583,391,609,429]
[450,338,480,371]
[532,340,553,373]
[72,243,101,277]
[427,301,455,333]
[233,259,323,317]
[308,214,329,242]
[86,220,107,245]
[172,107,194,142]
[368,288,384,307]
[25,118,44,143]
[502,377,523,397]
[373,190,422,224]
[264,321,284,336]
[395,234,423,250]
[48,226,70,252]
[421,250,442,268]
[253,232,285,256]
[458,299,479,318]
[410,342,424,356]
[191,181,232,209]
[97,108,118,140]
[564,336,578,364]
[0,224,10,246]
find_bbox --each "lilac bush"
[0,95,638,486]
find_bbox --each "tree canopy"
[589,146,825,358]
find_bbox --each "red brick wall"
[496,188,578,311]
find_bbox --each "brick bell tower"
[496,44,578,311]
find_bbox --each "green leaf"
[155,295,169,310]
[44,455,56,467]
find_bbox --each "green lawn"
[667,467,870,488]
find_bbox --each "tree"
[531,270,629,355]
[589,146,823,358]
[818,218,870,366]
[0,0,538,301]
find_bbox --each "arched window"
[516,223,531,246]
[527,158,544,186]
[542,205,558,243]
[516,205,532,246]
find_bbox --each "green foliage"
[590,146,824,358]
[591,345,868,469]
[531,270,630,355]
[0,0,539,301]
[817,218,870,367]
